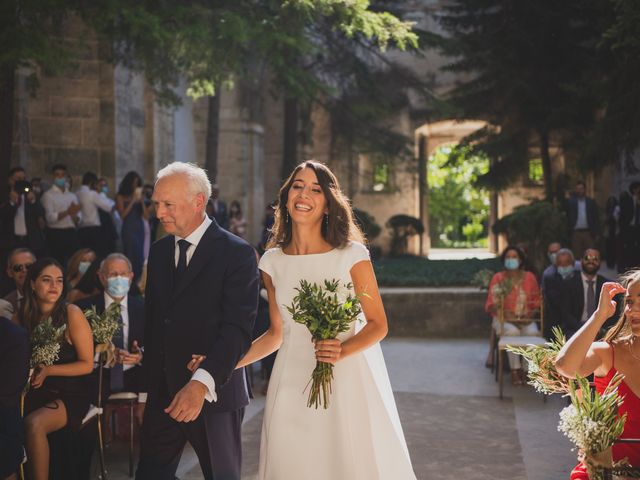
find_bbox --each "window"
[372,163,391,192]
[528,158,544,185]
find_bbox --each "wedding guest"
[566,180,600,260]
[604,195,620,270]
[116,172,152,281]
[96,177,118,257]
[75,253,145,428]
[66,248,96,290]
[485,245,541,385]
[560,248,612,339]
[197,160,416,479]
[66,257,102,304]
[542,248,575,339]
[619,181,640,271]
[18,258,94,480]
[40,164,81,266]
[0,316,29,480]
[4,248,36,313]
[542,241,562,278]
[555,271,640,479]
[229,200,248,238]
[76,172,115,254]
[206,184,229,229]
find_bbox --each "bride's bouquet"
[84,302,122,367]
[287,279,366,409]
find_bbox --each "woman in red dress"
[556,270,640,479]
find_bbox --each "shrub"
[373,256,501,287]
[353,208,382,242]
[492,201,568,272]
[386,214,424,256]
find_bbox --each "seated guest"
[485,245,541,385]
[542,241,562,278]
[541,248,575,339]
[4,248,35,313]
[555,271,640,479]
[75,254,145,419]
[66,257,102,304]
[0,316,29,480]
[17,258,94,480]
[560,248,612,339]
[65,248,95,290]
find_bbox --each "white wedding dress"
[257,242,416,480]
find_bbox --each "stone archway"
[414,120,495,256]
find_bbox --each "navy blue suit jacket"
[142,220,258,412]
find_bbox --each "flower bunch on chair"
[507,327,572,394]
[84,303,122,367]
[558,374,627,480]
[491,277,514,302]
[287,279,365,409]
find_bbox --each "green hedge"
[373,256,502,287]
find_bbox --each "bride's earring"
[285,210,289,223]
[324,214,329,229]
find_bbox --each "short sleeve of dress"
[347,242,371,269]
[258,248,278,278]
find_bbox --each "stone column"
[242,122,265,245]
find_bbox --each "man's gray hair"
[156,162,212,200]
[100,253,133,273]
[556,248,574,263]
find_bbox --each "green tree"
[427,145,489,247]
[430,0,604,200]
[0,0,417,197]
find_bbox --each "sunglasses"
[11,263,33,273]
[583,255,600,262]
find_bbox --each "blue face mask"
[78,261,91,276]
[53,178,66,189]
[107,276,130,298]
[557,266,574,279]
[504,258,520,271]
[548,252,557,265]
[101,186,109,194]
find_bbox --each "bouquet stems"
[307,360,334,409]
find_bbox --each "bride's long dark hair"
[604,269,640,344]
[267,161,364,250]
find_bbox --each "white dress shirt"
[174,215,218,403]
[575,198,588,230]
[12,194,27,236]
[41,185,80,229]
[77,185,115,228]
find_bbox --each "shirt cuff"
[191,368,217,403]
[138,392,147,403]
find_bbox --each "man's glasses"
[11,263,33,273]
[583,255,600,262]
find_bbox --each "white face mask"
[78,261,91,276]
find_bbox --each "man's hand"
[9,191,19,204]
[67,202,81,216]
[118,340,143,365]
[164,380,208,422]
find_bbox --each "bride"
[234,161,415,479]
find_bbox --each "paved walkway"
[102,338,576,480]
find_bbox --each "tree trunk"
[539,129,553,201]
[282,96,298,180]
[0,67,15,201]
[418,134,428,256]
[205,94,220,184]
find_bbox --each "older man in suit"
[136,163,258,480]
[560,248,613,339]
[566,181,600,259]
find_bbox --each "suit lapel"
[171,223,222,301]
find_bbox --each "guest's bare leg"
[24,400,68,480]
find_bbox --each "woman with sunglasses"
[16,258,94,480]
[4,248,35,314]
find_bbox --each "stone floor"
[100,338,576,480]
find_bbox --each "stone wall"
[381,287,489,338]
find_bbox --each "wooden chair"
[496,295,547,399]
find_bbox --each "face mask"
[548,252,557,265]
[101,186,108,194]
[558,266,574,279]
[78,261,91,276]
[53,178,66,189]
[107,276,130,297]
[504,258,520,270]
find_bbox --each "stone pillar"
[114,65,146,185]
[242,122,265,245]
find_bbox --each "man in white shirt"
[566,180,600,261]
[77,172,115,256]
[40,164,81,265]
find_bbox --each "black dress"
[24,339,93,431]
